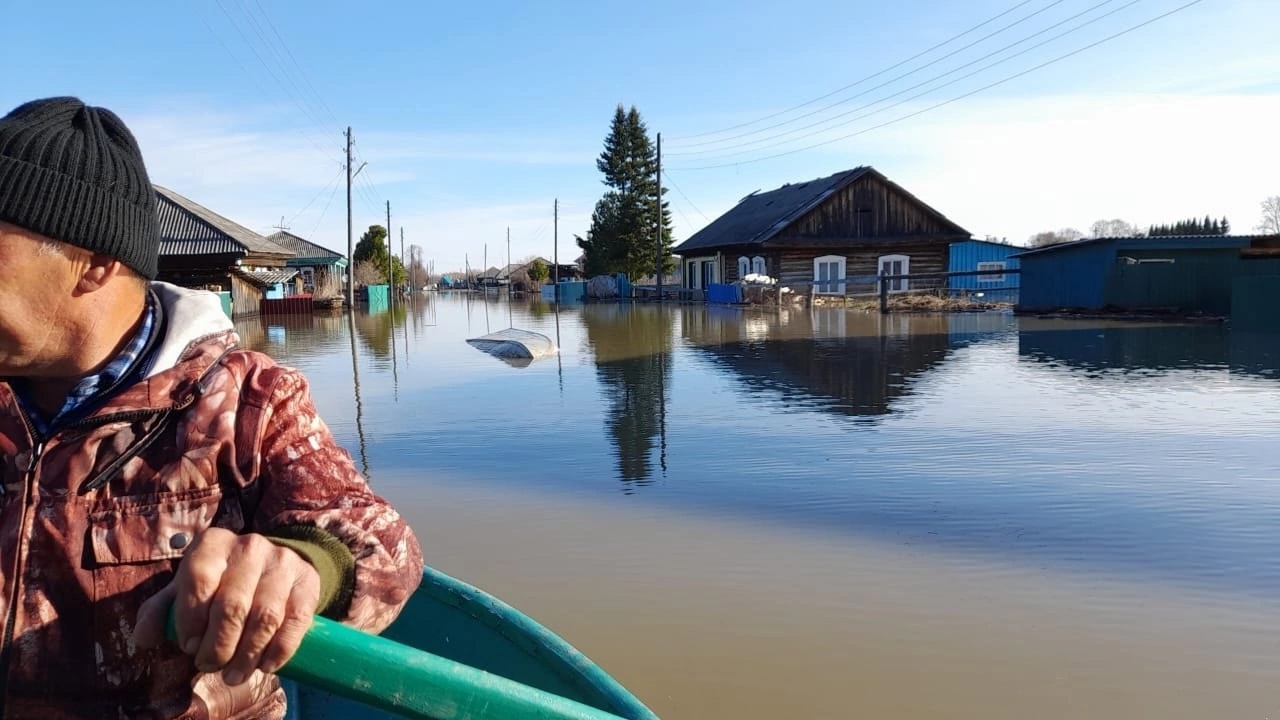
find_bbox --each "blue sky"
[4,0,1278,272]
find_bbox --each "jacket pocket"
[88,486,226,565]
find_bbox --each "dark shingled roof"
[265,231,345,261]
[672,166,968,255]
[156,186,293,258]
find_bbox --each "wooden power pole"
[345,127,354,307]
[385,201,393,308]
[655,132,663,300]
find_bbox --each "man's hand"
[135,528,321,686]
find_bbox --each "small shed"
[1012,235,1269,315]
[948,239,1021,303]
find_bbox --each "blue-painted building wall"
[949,240,1021,303]
[1018,241,1114,309]
[1016,236,1256,311]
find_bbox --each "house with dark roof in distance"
[155,186,296,317]
[671,166,971,298]
[265,230,348,298]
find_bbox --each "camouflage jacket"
[0,283,424,719]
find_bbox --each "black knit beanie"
[0,97,160,279]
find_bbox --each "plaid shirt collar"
[16,290,160,437]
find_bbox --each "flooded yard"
[240,295,1280,719]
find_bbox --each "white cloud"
[117,92,1280,272]
[873,93,1280,241]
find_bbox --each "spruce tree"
[577,105,675,281]
[1222,216,1231,234]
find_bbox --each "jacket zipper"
[0,411,44,719]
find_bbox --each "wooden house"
[155,186,296,316]
[265,231,349,297]
[671,166,970,297]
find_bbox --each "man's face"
[0,221,83,377]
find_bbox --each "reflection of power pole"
[346,310,370,476]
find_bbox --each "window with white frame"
[751,256,767,276]
[878,254,910,293]
[737,256,750,279]
[976,261,1006,283]
[813,255,846,295]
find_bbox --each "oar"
[168,611,631,720]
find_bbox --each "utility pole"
[400,228,407,293]
[345,127,354,307]
[655,132,663,301]
[553,198,559,287]
[386,201,393,308]
[506,226,511,297]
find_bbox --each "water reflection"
[681,307,1003,421]
[1019,322,1280,379]
[353,304,409,363]
[581,304,673,489]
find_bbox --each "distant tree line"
[1029,213,1235,247]
[1147,216,1230,236]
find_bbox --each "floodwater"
[238,295,1280,719]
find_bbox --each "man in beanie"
[0,97,423,718]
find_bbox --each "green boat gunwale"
[282,565,659,720]
[414,567,657,719]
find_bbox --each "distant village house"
[671,166,971,297]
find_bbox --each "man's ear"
[77,253,130,293]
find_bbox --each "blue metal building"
[948,239,1021,303]
[1011,235,1260,313]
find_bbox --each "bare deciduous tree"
[1258,196,1280,234]
[1089,219,1142,238]
[1028,228,1084,247]
[353,260,384,286]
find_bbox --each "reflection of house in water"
[233,312,352,357]
[682,307,991,420]
[582,304,673,489]
[1018,322,1280,379]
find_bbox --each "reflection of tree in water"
[582,304,673,489]
[682,308,954,421]
[353,305,409,361]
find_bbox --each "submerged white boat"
[466,328,558,368]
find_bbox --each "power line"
[192,3,340,163]
[669,0,1044,143]
[662,169,710,222]
[246,0,343,129]
[669,0,1132,161]
[287,164,345,228]
[306,172,344,240]
[670,0,1207,172]
[669,0,1071,150]
[209,0,335,147]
